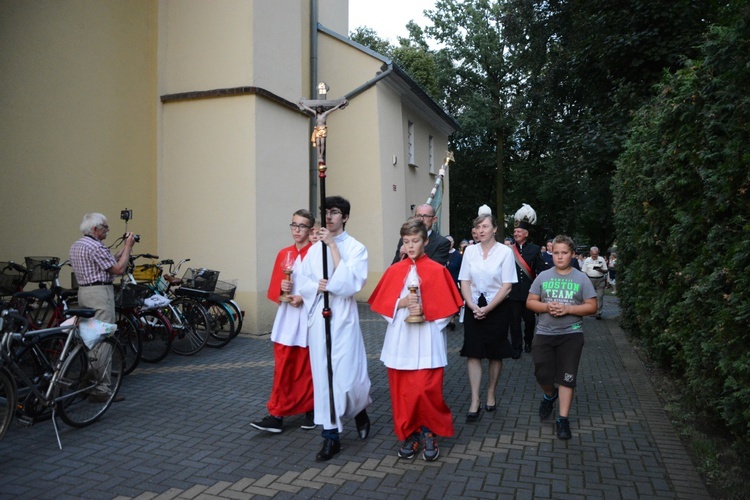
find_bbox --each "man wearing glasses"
[251,209,316,434]
[297,196,372,461]
[392,204,451,266]
[69,213,135,402]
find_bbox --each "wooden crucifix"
[297,82,348,425]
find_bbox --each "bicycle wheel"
[56,337,124,428]
[168,297,210,356]
[204,300,235,348]
[13,330,68,419]
[0,368,16,441]
[138,309,172,363]
[226,299,243,338]
[115,310,142,375]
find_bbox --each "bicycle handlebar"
[3,261,27,273]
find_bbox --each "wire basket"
[24,256,60,283]
[181,268,219,291]
[115,284,152,309]
[133,264,162,284]
[209,280,236,301]
[0,262,29,296]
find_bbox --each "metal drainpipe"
[309,0,319,214]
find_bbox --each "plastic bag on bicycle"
[61,317,117,349]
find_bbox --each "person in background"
[69,212,134,403]
[581,246,608,320]
[251,209,316,434]
[541,239,554,270]
[526,235,596,440]
[508,204,545,358]
[392,204,450,266]
[504,237,514,247]
[608,252,617,294]
[458,208,517,422]
[369,219,463,462]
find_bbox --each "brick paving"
[0,297,710,499]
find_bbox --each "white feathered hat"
[513,203,537,230]
[478,204,492,216]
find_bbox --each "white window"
[408,121,415,165]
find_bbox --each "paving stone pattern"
[0,297,710,499]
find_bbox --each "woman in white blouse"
[458,213,518,422]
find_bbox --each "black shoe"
[596,314,602,320]
[511,350,521,360]
[300,411,316,430]
[485,403,496,412]
[524,343,532,353]
[447,321,456,331]
[250,415,283,434]
[556,418,572,440]
[466,410,479,422]
[539,390,558,420]
[354,409,370,440]
[315,438,341,461]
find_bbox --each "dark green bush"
[614,7,750,450]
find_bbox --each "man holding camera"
[69,212,135,402]
[582,246,608,320]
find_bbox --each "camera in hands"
[120,208,139,242]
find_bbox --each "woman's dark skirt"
[460,295,513,360]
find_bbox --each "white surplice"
[270,254,308,347]
[379,282,452,370]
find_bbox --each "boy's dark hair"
[400,219,428,241]
[293,208,315,227]
[325,196,350,217]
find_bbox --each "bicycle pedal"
[16,414,35,427]
[55,377,74,389]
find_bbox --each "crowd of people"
[71,201,613,463]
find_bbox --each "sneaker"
[539,390,558,420]
[422,431,439,462]
[250,415,283,433]
[398,432,421,459]
[556,417,572,440]
[300,411,316,430]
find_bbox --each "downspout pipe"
[344,63,394,101]
[309,0,319,213]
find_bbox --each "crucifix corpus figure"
[298,83,348,166]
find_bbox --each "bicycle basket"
[24,256,60,282]
[209,280,236,301]
[181,268,219,291]
[133,264,161,283]
[115,284,152,309]
[0,262,29,295]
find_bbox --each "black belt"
[79,281,113,287]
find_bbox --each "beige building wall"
[0,1,157,284]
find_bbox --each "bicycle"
[10,260,77,331]
[0,307,124,447]
[117,254,173,364]
[131,257,210,356]
[141,259,240,349]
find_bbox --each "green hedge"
[613,9,750,450]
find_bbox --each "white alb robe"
[297,232,372,431]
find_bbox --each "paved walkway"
[0,298,710,499]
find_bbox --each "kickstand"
[52,408,63,450]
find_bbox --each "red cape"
[368,254,462,320]
[267,243,312,302]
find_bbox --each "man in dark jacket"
[391,204,450,266]
[508,206,545,359]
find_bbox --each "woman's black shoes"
[466,410,479,422]
[485,404,496,412]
